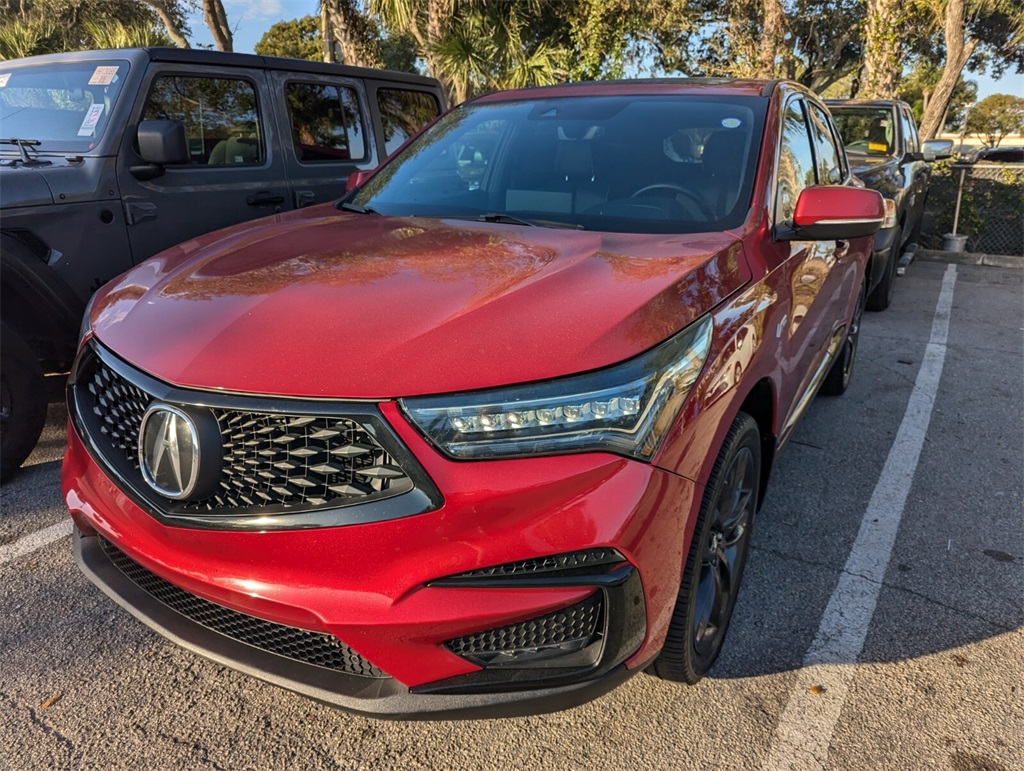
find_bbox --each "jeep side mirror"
[921,139,954,162]
[132,120,189,180]
[777,186,885,241]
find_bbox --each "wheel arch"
[1,230,85,364]
[736,377,776,511]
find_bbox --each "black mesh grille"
[77,351,414,515]
[98,536,386,678]
[451,549,625,579]
[446,593,602,658]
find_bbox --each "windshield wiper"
[338,201,379,215]
[0,138,49,167]
[477,212,584,230]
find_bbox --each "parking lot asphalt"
[1,260,1021,771]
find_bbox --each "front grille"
[446,592,603,660]
[98,536,386,678]
[449,549,625,580]
[75,346,417,516]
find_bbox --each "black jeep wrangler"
[0,48,444,477]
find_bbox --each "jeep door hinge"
[124,201,157,225]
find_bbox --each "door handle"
[247,191,285,206]
[295,189,315,208]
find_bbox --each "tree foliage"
[965,93,1024,147]
[255,16,322,61]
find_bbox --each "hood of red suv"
[90,208,749,399]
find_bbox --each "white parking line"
[0,520,73,566]
[764,264,958,770]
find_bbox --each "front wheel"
[650,412,761,683]
[0,324,47,482]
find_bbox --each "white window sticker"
[0,73,10,88]
[77,103,105,137]
[88,66,119,86]
[721,118,742,129]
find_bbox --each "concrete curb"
[916,248,1023,269]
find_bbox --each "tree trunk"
[325,0,383,69]
[140,0,190,48]
[860,0,905,98]
[757,0,786,78]
[321,3,336,62]
[203,0,233,52]
[919,0,976,139]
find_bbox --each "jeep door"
[270,71,379,210]
[117,64,291,263]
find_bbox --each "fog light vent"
[449,548,625,581]
[446,592,603,668]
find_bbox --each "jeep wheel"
[866,224,901,312]
[1,324,47,482]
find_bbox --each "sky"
[189,0,1023,101]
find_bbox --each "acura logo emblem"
[139,404,201,499]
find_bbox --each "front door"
[117,64,292,264]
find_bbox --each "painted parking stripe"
[764,264,958,770]
[0,520,73,566]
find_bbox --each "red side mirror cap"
[781,186,885,241]
[345,169,376,192]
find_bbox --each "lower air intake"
[98,537,386,678]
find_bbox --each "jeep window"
[829,107,896,158]
[285,82,366,163]
[900,107,919,153]
[807,103,843,184]
[351,95,766,234]
[377,88,441,156]
[775,100,816,226]
[0,60,129,152]
[142,76,263,166]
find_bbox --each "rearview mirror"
[922,139,954,161]
[778,186,885,241]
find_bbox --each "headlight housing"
[400,316,713,461]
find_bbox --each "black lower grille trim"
[98,537,386,678]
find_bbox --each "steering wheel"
[630,183,714,220]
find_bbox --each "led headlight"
[400,316,713,461]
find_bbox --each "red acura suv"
[63,80,883,718]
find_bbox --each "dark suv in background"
[0,47,445,477]
[826,99,952,311]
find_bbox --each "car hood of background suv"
[89,207,750,399]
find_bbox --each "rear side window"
[901,108,919,153]
[807,103,843,184]
[775,100,817,225]
[377,88,441,156]
[143,75,263,166]
[285,82,366,163]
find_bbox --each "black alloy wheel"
[651,412,761,683]
[821,277,867,396]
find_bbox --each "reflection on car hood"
[91,206,750,398]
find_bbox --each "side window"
[807,103,843,184]
[377,88,441,156]
[901,108,920,153]
[285,82,366,163]
[775,100,817,225]
[143,75,262,166]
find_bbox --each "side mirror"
[921,139,954,161]
[137,120,188,164]
[778,186,885,241]
[131,120,188,180]
[345,169,375,192]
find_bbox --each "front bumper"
[64,403,700,716]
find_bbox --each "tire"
[820,277,867,397]
[650,412,761,684]
[866,224,901,312]
[0,324,47,482]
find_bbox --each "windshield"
[0,60,130,152]
[352,94,767,234]
[829,107,896,158]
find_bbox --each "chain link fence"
[920,163,1024,256]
